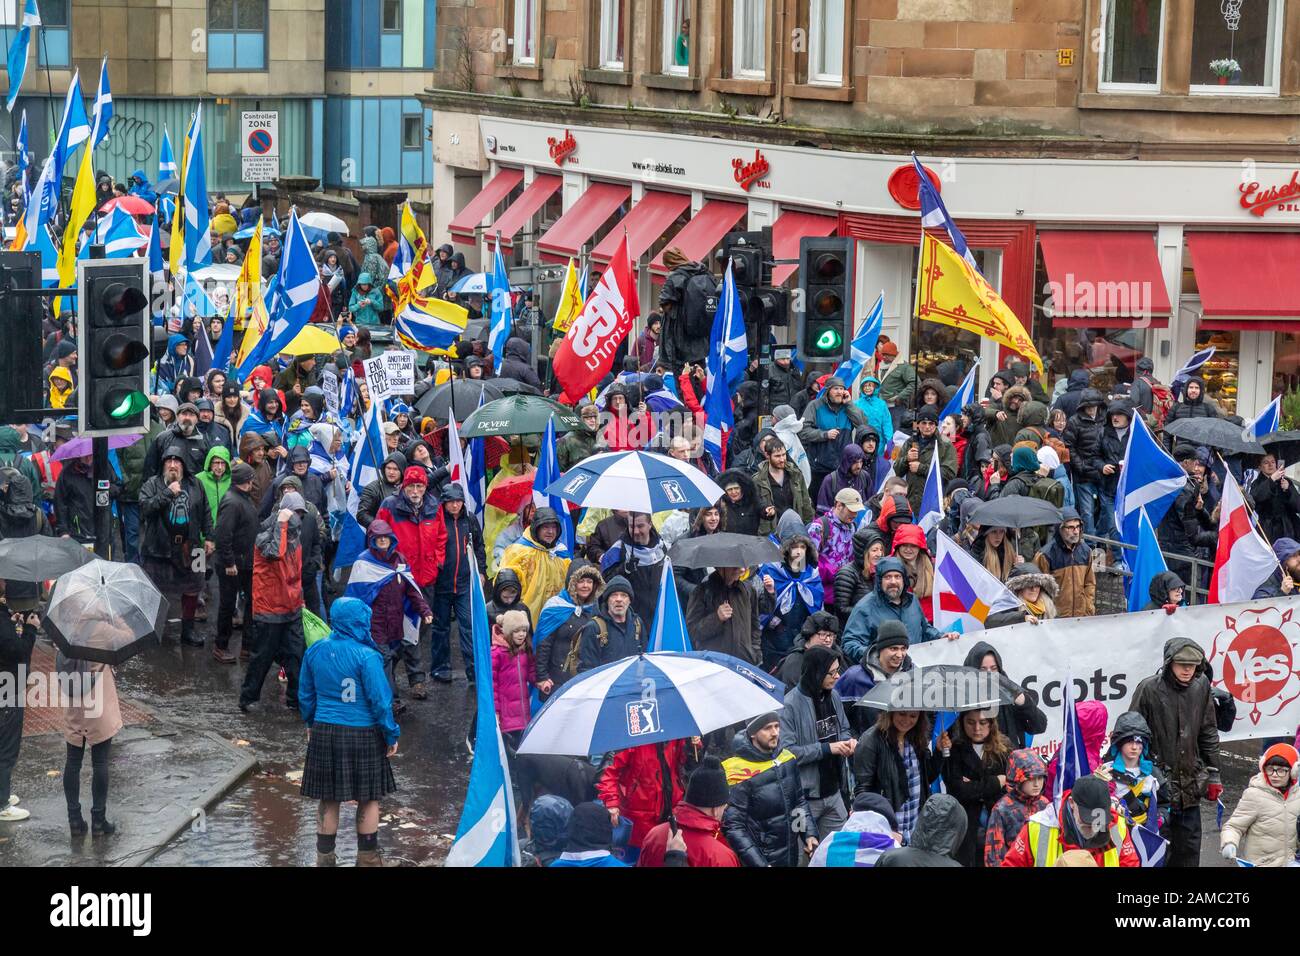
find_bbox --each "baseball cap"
[834,488,865,513]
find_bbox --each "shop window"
[208,0,267,71]
[1189,0,1282,93]
[401,114,422,150]
[511,0,537,64]
[1274,331,1300,401]
[1099,0,1163,90]
[732,0,766,79]
[1195,329,1239,415]
[662,0,690,74]
[599,0,624,70]
[808,0,844,84]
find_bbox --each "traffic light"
[797,236,855,362]
[721,232,764,290]
[78,259,151,435]
[0,252,49,422]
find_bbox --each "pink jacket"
[491,640,538,733]
[1044,699,1109,798]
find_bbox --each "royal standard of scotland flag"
[446,549,521,867]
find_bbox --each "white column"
[1152,224,1186,385]
[856,241,914,360]
[747,200,777,231]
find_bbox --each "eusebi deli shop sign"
[1240,170,1300,217]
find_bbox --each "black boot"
[91,812,116,836]
[180,619,204,647]
[69,811,87,836]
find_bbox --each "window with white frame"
[662,0,690,74]
[808,0,844,84]
[599,0,624,69]
[1190,0,1283,93]
[512,0,537,64]
[732,0,766,78]
[1099,0,1164,89]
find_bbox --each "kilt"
[300,722,396,803]
[143,556,205,598]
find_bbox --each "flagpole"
[37,26,61,220]
[910,153,926,413]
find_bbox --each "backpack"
[1141,376,1175,429]
[1029,426,1070,465]
[682,271,720,341]
[1028,475,1065,508]
[563,615,643,678]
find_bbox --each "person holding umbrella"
[685,565,760,665]
[140,446,213,647]
[299,597,400,867]
[58,646,124,837]
[595,737,691,864]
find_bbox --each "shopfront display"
[1272,331,1300,401]
[1196,328,1240,415]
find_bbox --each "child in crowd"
[1221,743,1300,867]
[1095,711,1165,833]
[983,748,1049,867]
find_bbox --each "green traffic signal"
[109,390,150,419]
[815,328,843,352]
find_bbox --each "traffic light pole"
[84,245,115,560]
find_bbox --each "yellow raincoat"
[499,528,570,624]
[48,367,74,409]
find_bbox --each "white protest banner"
[908,597,1300,762]
[363,354,392,403]
[362,351,416,403]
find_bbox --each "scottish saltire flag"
[932,530,1020,633]
[31,221,58,286]
[15,109,28,206]
[179,270,218,318]
[533,417,574,557]
[1242,394,1281,444]
[1114,415,1186,552]
[830,292,885,390]
[346,401,385,515]
[21,70,87,253]
[237,210,320,375]
[75,207,146,259]
[91,56,112,148]
[1125,508,1168,613]
[939,360,980,422]
[702,260,747,468]
[648,560,692,653]
[146,216,165,315]
[1131,823,1168,867]
[158,126,176,184]
[1171,346,1215,399]
[1053,674,1090,806]
[331,510,367,577]
[4,0,40,112]
[917,450,944,533]
[210,307,234,371]
[487,235,512,367]
[464,391,488,519]
[446,413,475,510]
[446,549,521,868]
[192,321,214,376]
[344,552,422,645]
[1217,796,1225,829]
[51,70,90,177]
[182,103,211,270]
[912,153,977,271]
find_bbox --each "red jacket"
[376,492,447,588]
[596,740,688,849]
[638,803,740,868]
[999,792,1141,868]
[252,518,304,619]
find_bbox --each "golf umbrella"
[99,195,154,215]
[460,394,582,438]
[854,665,1018,713]
[413,379,503,421]
[547,450,725,512]
[44,560,169,665]
[1163,417,1264,455]
[450,272,489,295]
[518,651,785,756]
[967,496,1062,530]
[299,211,349,235]
[668,532,781,569]
[52,433,143,461]
[0,536,94,581]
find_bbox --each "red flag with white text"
[552,233,639,404]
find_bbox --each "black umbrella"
[854,665,1019,713]
[1163,417,1264,455]
[0,536,94,582]
[462,318,489,341]
[668,533,782,569]
[460,394,583,438]
[414,379,504,422]
[967,496,1062,530]
[44,560,169,665]
[1260,430,1300,464]
[491,377,543,396]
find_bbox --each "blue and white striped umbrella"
[449,272,523,295]
[519,651,784,756]
[546,450,724,513]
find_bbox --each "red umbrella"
[486,472,535,514]
[100,195,155,215]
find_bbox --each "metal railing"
[1081,532,1216,611]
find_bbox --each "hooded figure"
[1142,569,1187,611]
[1052,368,1093,420]
[155,333,194,396]
[1000,777,1141,867]
[243,387,288,445]
[195,445,232,528]
[757,528,823,669]
[958,402,993,481]
[358,450,407,529]
[139,444,212,644]
[0,469,51,608]
[1043,699,1109,798]
[717,469,761,535]
[855,375,893,447]
[872,491,913,552]
[983,749,1050,866]
[841,555,943,664]
[499,336,542,389]
[348,272,385,326]
[832,525,884,624]
[876,793,967,868]
[485,567,531,630]
[535,561,605,691]
[500,506,572,624]
[959,639,1048,748]
[815,442,870,514]
[1097,711,1166,832]
[1167,375,1218,423]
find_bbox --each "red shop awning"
[649,200,748,277]
[536,182,632,262]
[484,174,562,251]
[1187,232,1300,330]
[1039,231,1171,329]
[771,210,838,286]
[589,190,691,265]
[447,168,525,243]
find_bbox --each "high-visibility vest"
[1027,817,1126,867]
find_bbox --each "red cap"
[402,466,428,488]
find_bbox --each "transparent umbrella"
[44,560,169,664]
